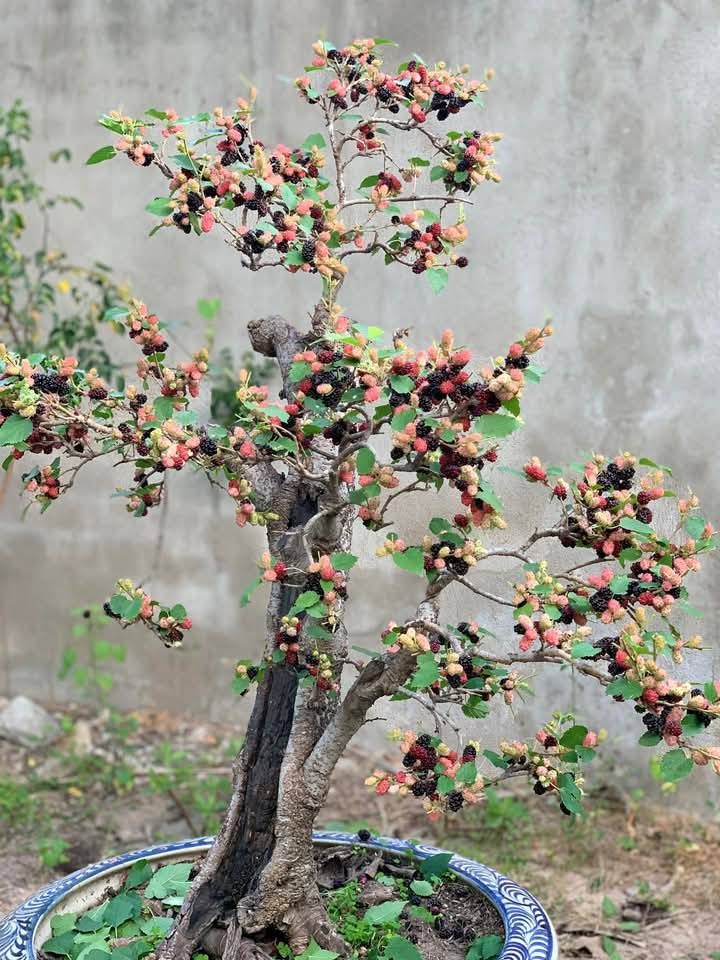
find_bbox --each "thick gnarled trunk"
[158,309,435,960]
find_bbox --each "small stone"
[0,696,61,747]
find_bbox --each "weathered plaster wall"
[1,0,718,798]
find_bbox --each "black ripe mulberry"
[199,436,218,456]
[302,239,316,262]
[635,506,653,524]
[589,587,613,613]
[447,791,464,812]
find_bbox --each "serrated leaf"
[466,934,503,960]
[660,749,693,782]
[240,576,264,608]
[389,374,415,393]
[609,575,630,595]
[145,197,174,216]
[386,936,422,960]
[408,652,440,690]
[409,880,434,897]
[475,413,519,438]
[483,749,508,770]
[455,760,477,784]
[559,724,588,748]
[356,447,376,474]
[606,677,643,700]
[463,695,489,719]
[102,306,130,321]
[144,862,193,900]
[570,642,597,659]
[104,892,141,929]
[86,145,116,165]
[426,266,448,294]
[619,517,655,536]
[330,552,358,571]
[419,852,453,880]
[0,415,33,447]
[301,132,326,151]
[363,899,407,925]
[638,731,662,746]
[391,408,416,431]
[392,547,425,576]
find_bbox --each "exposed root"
[283,903,348,956]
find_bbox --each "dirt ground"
[1,703,719,960]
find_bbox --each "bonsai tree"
[1,36,718,960]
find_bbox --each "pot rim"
[0,831,557,960]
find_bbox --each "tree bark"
[158,310,437,960]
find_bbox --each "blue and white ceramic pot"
[0,832,557,960]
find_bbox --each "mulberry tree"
[1,37,718,960]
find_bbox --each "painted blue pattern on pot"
[0,832,557,960]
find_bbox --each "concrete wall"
[1,0,718,791]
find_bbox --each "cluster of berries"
[302,39,487,127]
[103,580,192,648]
[365,733,483,819]
[439,131,503,193]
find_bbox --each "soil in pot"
[38,840,504,960]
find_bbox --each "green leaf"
[685,515,706,539]
[462,695,489,719]
[475,413,519,438]
[301,132,326,151]
[153,396,175,421]
[349,482,381,504]
[601,936,622,960]
[477,482,503,513]
[392,547,425,576]
[429,165,446,182]
[280,183,298,210]
[139,916,174,938]
[231,676,250,695]
[363,899,407,925]
[570,642,597,659]
[291,591,321,613]
[42,932,78,956]
[618,548,642,567]
[359,174,380,189]
[638,731,662,747]
[386,936,422,960]
[606,677,643,700]
[455,760,478,784]
[102,306,130,321]
[409,653,440,690]
[681,712,705,735]
[75,904,109,933]
[558,772,582,814]
[123,597,142,620]
[356,447,376,474]
[660,749,693,782]
[50,914,78,936]
[426,266,448,294]
[144,862,193,900]
[466,934,503,960]
[639,457,672,476]
[295,941,339,960]
[389,374,415,393]
[619,517,654,536]
[145,197,174,216]
[609,575,630,595]
[559,725,588,748]
[409,880,434,897]
[86,145,116,165]
[196,297,221,319]
[391,408,416,431]
[240,576,264,608]
[483,749,509,770]
[104,892,141,929]
[0,415,33,447]
[330,552,358,571]
[124,859,152,890]
[419,852,453,880]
